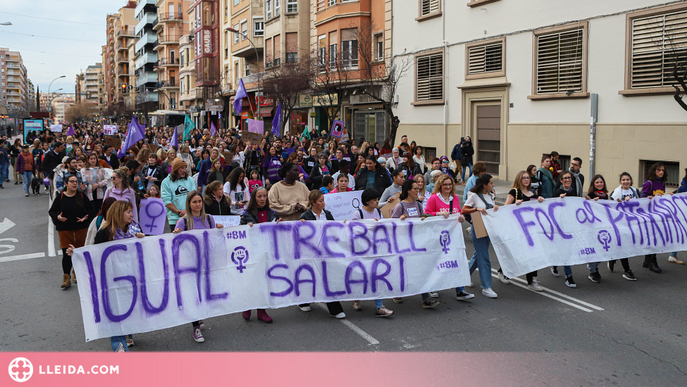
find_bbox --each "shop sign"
[299,95,313,108]
[313,93,338,107]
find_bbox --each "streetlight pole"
[226,27,261,120]
[0,22,11,26]
[47,75,66,109]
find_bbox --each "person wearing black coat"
[42,142,66,180]
[297,189,345,318]
[204,181,233,216]
[460,137,474,183]
[354,155,392,192]
[140,156,164,190]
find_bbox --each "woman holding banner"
[297,189,347,318]
[550,171,578,288]
[391,179,440,308]
[67,200,143,352]
[239,187,278,323]
[504,171,545,291]
[172,191,225,343]
[608,173,642,278]
[349,188,394,317]
[462,174,500,299]
[641,163,669,273]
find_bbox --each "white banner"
[72,216,468,341]
[213,215,241,227]
[482,195,687,277]
[103,125,118,135]
[50,124,62,133]
[324,191,362,220]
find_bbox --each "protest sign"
[324,191,363,220]
[380,196,401,219]
[72,216,469,341]
[103,137,122,150]
[213,216,241,227]
[481,195,687,278]
[50,124,63,133]
[241,131,263,145]
[139,198,167,235]
[247,119,263,134]
[103,125,118,136]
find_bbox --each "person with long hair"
[641,162,669,272]
[414,174,428,210]
[309,152,332,189]
[204,180,232,216]
[460,136,474,183]
[503,171,545,290]
[527,164,541,197]
[462,173,500,298]
[268,162,310,221]
[462,161,487,203]
[172,191,224,343]
[296,189,347,318]
[608,172,641,278]
[206,158,229,185]
[68,200,143,352]
[239,186,278,323]
[49,175,92,289]
[84,197,117,246]
[161,159,196,228]
[104,167,138,222]
[389,179,439,307]
[82,153,109,216]
[413,145,426,173]
[223,167,250,214]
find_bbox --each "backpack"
[357,208,382,219]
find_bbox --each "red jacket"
[17,153,33,174]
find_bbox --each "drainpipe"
[442,0,448,156]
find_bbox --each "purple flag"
[170,125,179,149]
[118,116,145,158]
[271,102,282,137]
[67,125,75,136]
[233,79,247,114]
[211,121,217,137]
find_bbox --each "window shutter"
[468,42,503,74]
[536,28,583,94]
[631,11,687,89]
[421,0,440,17]
[417,53,443,101]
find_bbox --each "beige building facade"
[394,0,687,187]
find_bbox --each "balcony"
[117,27,136,37]
[135,12,158,35]
[155,80,177,90]
[117,55,129,64]
[135,52,158,70]
[116,42,127,51]
[180,88,198,101]
[158,34,181,45]
[135,31,158,52]
[158,57,180,67]
[134,0,157,15]
[159,12,183,23]
[136,72,158,87]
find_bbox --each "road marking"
[490,269,604,313]
[0,238,18,255]
[0,218,16,235]
[317,304,379,345]
[47,216,56,257]
[0,252,46,263]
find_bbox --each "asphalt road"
[1,174,686,387]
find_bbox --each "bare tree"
[65,103,92,123]
[263,49,315,135]
[310,45,353,137]
[353,23,412,145]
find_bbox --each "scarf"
[115,220,142,240]
[570,169,583,197]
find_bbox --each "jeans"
[468,226,492,289]
[21,171,32,193]
[0,164,8,184]
[375,299,383,309]
[110,336,129,352]
[563,265,572,278]
[587,262,600,273]
[461,162,473,182]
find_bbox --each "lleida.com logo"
[8,357,33,383]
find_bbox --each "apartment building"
[27,79,35,112]
[153,0,192,111]
[0,48,30,113]
[99,45,107,113]
[311,0,392,142]
[179,32,200,116]
[105,14,117,106]
[127,39,138,109]
[135,0,160,112]
[75,73,85,104]
[114,2,138,106]
[394,0,687,186]
[52,94,75,124]
[85,64,102,115]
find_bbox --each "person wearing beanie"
[161,158,196,227]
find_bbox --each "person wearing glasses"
[550,171,578,288]
[556,157,585,198]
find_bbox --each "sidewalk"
[454,178,512,205]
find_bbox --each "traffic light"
[121,83,127,94]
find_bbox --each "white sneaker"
[298,304,311,312]
[116,342,126,352]
[482,288,498,298]
[333,312,346,319]
[465,226,472,237]
[498,272,511,284]
[528,281,544,292]
[429,292,439,298]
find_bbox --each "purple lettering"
[513,207,536,246]
[267,264,293,297]
[548,202,573,240]
[294,264,316,297]
[294,222,321,259]
[344,260,368,294]
[259,223,292,261]
[372,224,393,255]
[349,222,371,256]
[600,203,624,247]
[321,261,346,297]
[371,258,393,292]
[408,222,427,252]
[100,244,138,323]
[83,252,101,323]
[535,208,554,241]
[322,223,345,258]
[172,234,202,308]
[137,241,169,315]
[203,232,228,301]
[392,223,411,254]
[399,256,405,292]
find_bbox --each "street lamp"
[0,22,11,26]
[226,27,262,119]
[48,75,66,97]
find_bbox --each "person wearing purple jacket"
[641,162,669,273]
[262,145,282,186]
[104,168,139,223]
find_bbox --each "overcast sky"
[0,0,120,95]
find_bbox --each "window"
[466,37,505,79]
[266,37,273,67]
[328,0,336,5]
[341,29,358,69]
[235,0,239,5]
[241,21,248,40]
[624,5,687,93]
[287,0,297,13]
[274,34,281,65]
[415,51,443,103]
[180,50,185,68]
[318,34,327,71]
[642,159,680,187]
[317,0,326,12]
[375,34,384,61]
[418,0,441,20]
[233,24,240,44]
[275,0,281,16]
[286,32,298,63]
[266,0,272,19]
[532,23,587,98]
[254,18,264,37]
[329,31,338,68]
[246,62,251,76]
